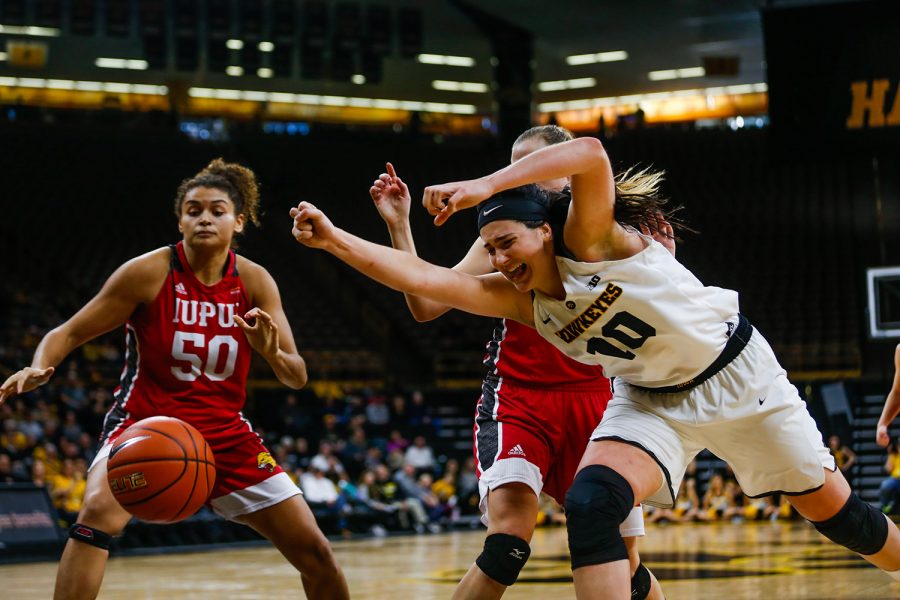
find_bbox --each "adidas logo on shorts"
[508,444,526,457]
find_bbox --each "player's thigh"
[485,482,540,541]
[239,495,335,566]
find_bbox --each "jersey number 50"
[586,311,656,360]
[170,331,239,381]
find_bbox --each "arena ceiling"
[0,0,866,115]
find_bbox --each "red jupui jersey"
[483,318,609,390]
[101,242,253,450]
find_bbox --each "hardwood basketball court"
[3,521,896,598]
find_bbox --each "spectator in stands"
[354,469,395,537]
[1,158,349,599]
[407,390,434,436]
[699,473,731,521]
[390,394,409,432]
[49,457,87,527]
[288,436,313,471]
[371,463,428,532]
[386,428,411,455]
[311,440,345,477]
[828,434,857,475]
[279,393,312,437]
[31,458,48,489]
[404,435,436,473]
[291,131,900,594]
[0,452,29,484]
[300,465,343,508]
[365,394,391,438]
[879,439,900,514]
[341,427,368,476]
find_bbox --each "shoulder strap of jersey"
[168,244,182,272]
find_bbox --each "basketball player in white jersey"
[291,136,900,599]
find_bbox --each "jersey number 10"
[170,331,239,381]
[586,311,656,360]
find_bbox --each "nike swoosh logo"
[758,397,766,405]
[109,435,151,460]
[482,204,503,215]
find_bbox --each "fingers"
[233,314,252,331]
[386,162,397,178]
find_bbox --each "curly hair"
[174,158,261,228]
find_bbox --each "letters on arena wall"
[763,0,900,149]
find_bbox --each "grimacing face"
[480,220,553,292]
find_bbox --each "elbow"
[574,136,610,168]
[411,308,440,323]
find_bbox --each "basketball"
[106,416,216,524]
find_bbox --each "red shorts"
[473,377,611,509]
[94,417,300,521]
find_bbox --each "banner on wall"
[763,0,900,150]
[0,484,64,558]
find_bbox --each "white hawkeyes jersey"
[533,238,740,388]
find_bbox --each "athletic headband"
[476,194,551,231]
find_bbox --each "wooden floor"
[3,521,898,599]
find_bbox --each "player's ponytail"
[174,158,261,228]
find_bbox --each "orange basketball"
[106,416,216,524]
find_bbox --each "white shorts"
[478,459,646,537]
[592,328,836,508]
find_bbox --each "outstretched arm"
[877,344,900,447]
[0,251,166,404]
[291,202,529,323]
[369,163,493,322]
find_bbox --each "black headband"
[476,195,551,231]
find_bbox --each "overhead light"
[0,52,6,61]
[0,24,61,37]
[95,58,149,70]
[226,39,244,50]
[351,74,366,85]
[258,41,274,52]
[188,87,478,114]
[0,77,167,95]
[257,68,274,78]
[565,50,628,66]
[648,67,706,81]
[537,81,767,112]
[432,80,489,93]
[537,77,596,92]
[417,53,476,67]
[226,66,244,76]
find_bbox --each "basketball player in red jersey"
[0,159,349,599]
[368,126,664,599]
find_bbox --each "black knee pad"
[812,493,889,555]
[565,465,634,570]
[69,523,113,551]
[631,562,652,600]
[475,533,531,586]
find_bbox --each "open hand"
[0,366,55,404]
